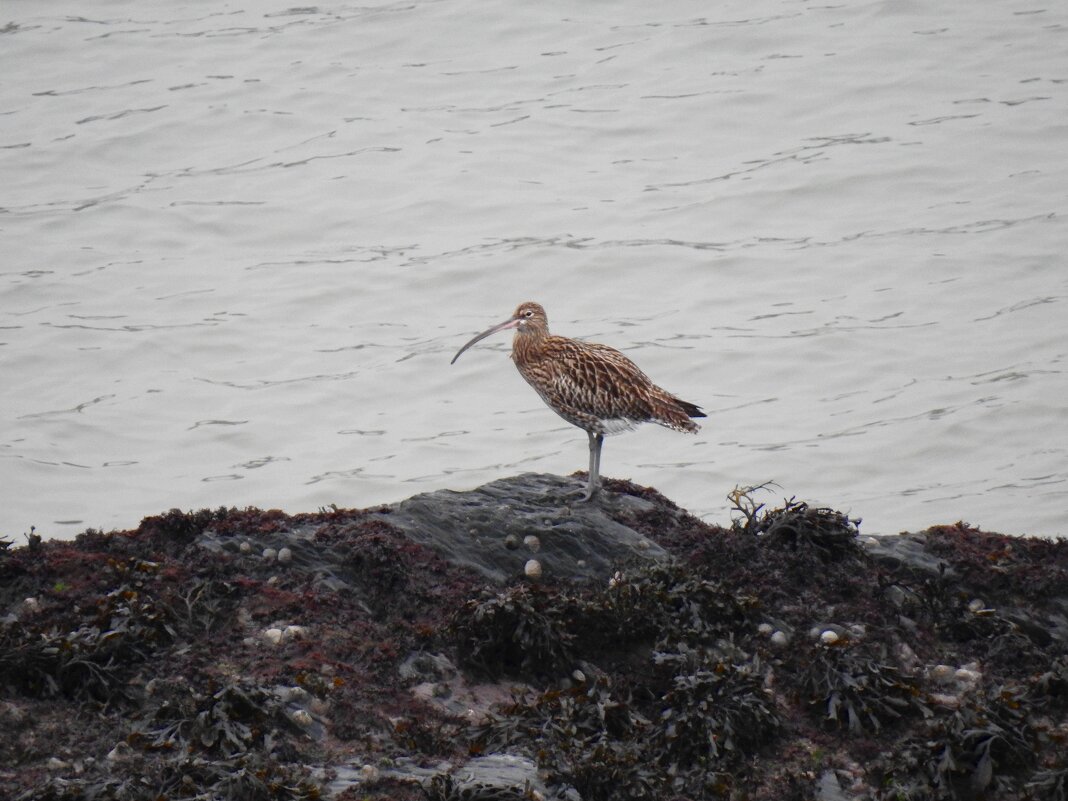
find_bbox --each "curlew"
[451,301,704,501]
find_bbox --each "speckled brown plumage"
[510,304,701,435]
[451,301,705,500]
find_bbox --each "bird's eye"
[524,309,534,318]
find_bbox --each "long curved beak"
[450,315,521,364]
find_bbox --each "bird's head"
[511,302,548,332]
[451,301,549,364]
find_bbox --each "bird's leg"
[581,431,605,501]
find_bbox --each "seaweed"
[11,679,326,800]
[653,649,780,768]
[16,749,321,801]
[451,584,575,679]
[729,485,862,559]
[162,577,242,638]
[476,677,660,800]
[795,640,928,733]
[1033,656,1068,711]
[136,680,317,765]
[450,561,753,682]
[0,558,176,703]
[911,562,1060,674]
[597,565,753,653]
[872,683,1038,799]
[2,483,1067,801]
[339,526,415,616]
[422,773,536,801]
[474,650,779,800]
[1026,769,1068,801]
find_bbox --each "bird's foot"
[564,486,596,502]
[571,478,599,502]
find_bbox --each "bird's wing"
[519,337,659,423]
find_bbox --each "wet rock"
[863,531,955,577]
[815,770,851,801]
[375,473,670,584]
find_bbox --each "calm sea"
[3,0,1066,539]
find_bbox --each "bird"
[450,301,705,501]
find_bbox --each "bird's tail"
[651,391,705,433]
[677,399,706,420]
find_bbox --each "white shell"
[277,547,293,564]
[954,667,982,684]
[263,627,284,645]
[929,664,955,683]
[524,559,542,579]
[106,742,133,762]
[819,630,840,645]
[359,765,380,782]
[281,686,309,702]
[283,624,306,641]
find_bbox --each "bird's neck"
[512,327,548,364]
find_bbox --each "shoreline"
[2,474,1066,800]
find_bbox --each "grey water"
[2,0,1067,540]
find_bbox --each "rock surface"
[0,475,1066,801]
[378,473,669,583]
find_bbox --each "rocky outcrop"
[378,472,670,583]
[0,475,1066,801]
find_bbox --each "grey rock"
[863,532,957,578]
[375,473,670,584]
